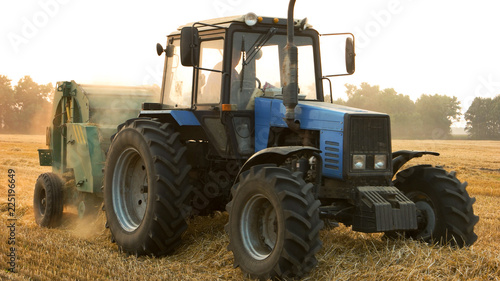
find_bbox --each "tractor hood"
[254,97,391,179]
[254,97,387,133]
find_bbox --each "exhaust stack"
[283,0,298,126]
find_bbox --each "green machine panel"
[66,123,106,193]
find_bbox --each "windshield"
[230,31,317,109]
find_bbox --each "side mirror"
[180,27,200,66]
[320,33,356,77]
[156,43,176,57]
[345,37,355,74]
[156,43,164,56]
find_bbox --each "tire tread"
[226,165,322,280]
[104,118,192,256]
[393,165,478,247]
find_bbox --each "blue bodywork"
[141,110,200,126]
[254,97,375,179]
[163,97,380,180]
[169,110,201,126]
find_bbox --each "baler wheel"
[34,172,64,228]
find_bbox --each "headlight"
[352,155,366,170]
[244,12,258,26]
[374,155,387,170]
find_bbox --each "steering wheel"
[255,77,261,89]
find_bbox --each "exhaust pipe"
[283,0,299,127]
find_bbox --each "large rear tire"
[390,165,478,247]
[33,172,64,228]
[104,118,192,256]
[226,165,323,280]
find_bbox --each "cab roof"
[169,14,312,36]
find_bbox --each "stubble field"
[0,135,499,280]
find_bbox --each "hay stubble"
[0,135,498,280]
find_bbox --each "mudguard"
[139,109,201,126]
[392,150,439,176]
[235,146,321,184]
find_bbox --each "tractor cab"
[149,13,354,160]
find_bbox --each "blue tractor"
[43,1,477,279]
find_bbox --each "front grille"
[349,116,390,153]
[348,115,391,173]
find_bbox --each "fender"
[139,109,201,126]
[392,150,439,176]
[235,146,321,184]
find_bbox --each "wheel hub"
[112,148,149,232]
[39,190,47,215]
[414,200,436,240]
[241,194,278,260]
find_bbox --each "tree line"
[330,82,498,140]
[0,75,498,139]
[0,75,53,134]
[465,96,500,139]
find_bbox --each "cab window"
[196,39,224,104]
[163,39,193,108]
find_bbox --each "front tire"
[34,172,64,228]
[104,119,192,256]
[391,165,478,247]
[226,165,323,280]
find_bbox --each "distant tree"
[379,88,419,138]
[415,94,461,139]
[0,75,16,132]
[344,82,380,110]
[465,96,500,139]
[10,76,54,134]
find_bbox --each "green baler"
[35,81,157,224]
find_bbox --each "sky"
[1,0,500,125]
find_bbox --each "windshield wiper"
[239,28,277,92]
[244,27,277,65]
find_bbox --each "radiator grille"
[350,116,390,153]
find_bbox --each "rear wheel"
[389,165,478,247]
[34,172,64,228]
[104,118,192,256]
[226,165,323,280]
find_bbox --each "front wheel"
[226,165,323,280]
[389,165,478,247]
[104,119,192,256]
